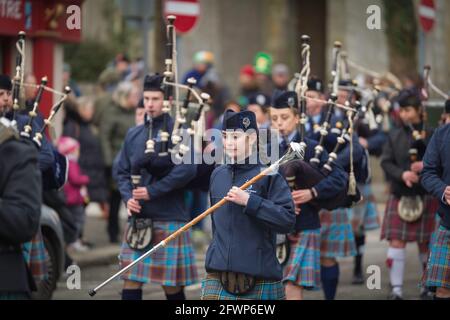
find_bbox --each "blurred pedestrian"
[237,64,259,107]
[99,81,139,243]
[63,97,108,218]
[57,136,90,252]
[272,63,290,91]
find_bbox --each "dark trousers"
[107,189,122,243]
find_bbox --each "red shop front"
[0,0,83,117]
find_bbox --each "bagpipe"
[132,15,214,191]
[395,65,447,223]
[3,31,71,190]
[281,38,362,212]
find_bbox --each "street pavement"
[53,203,429,300]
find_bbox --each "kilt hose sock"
[321,263,340,300]
[122,289,142,300]
[386,247,406,296]
[165,289,186,300]
[354,234,366,276]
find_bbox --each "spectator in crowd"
[63,97,108,219]
[63,63,82,98]
[254,52,274,95]
[183,50,230,129]
[57,136,90,252]
[98,53,131,93]
[237,64,259,107]
[99,81,139,243]
[135,98,145,126]
[272,63,290,91]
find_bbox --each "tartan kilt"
[282,229,321,290]
[119,220,199,286]
[421,225,450,290]
[22,229,49,282]
[348,183,380,231]
[380,195,438,243]
[201,273,285,300]
[320,208,357,258]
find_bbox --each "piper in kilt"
[201,109,296,300]
[270,90,347,300]
[351,100,386,284]
[420,110,450,300]
[115,74,199,300]
[380,89,437,300]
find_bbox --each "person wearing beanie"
[380,88,437,299]
[200,109,295,300]
[115,74,199,301]
[238,64,260,107]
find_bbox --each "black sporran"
[219,271,256,295]
[125,218,153,250]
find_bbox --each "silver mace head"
[278,142,306,166]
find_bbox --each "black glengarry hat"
[271,90,298,109]
[143,74,164,92]
[248,93,270,108]
[396,88,421,109]
[307,77,324,93]
[0,74,12,91]
[222,109,258,132]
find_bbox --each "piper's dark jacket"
[205,162,296,280]
[421,124,450,229]
[11,113,55,173]
[0,136,42,294]
[278,133,348,231]
[115,114,197,222]
[381,124,434,198]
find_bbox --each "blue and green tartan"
[201,273,285,300]
[349,183,380,231]
[22,229,48,282]
[320,208,357,258]
[119,220,199,286]
[0,292,30,300]
[283,229,321,290]
[422,225,450,290]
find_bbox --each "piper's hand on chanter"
[358,137,369,150]
[225,186,250,206]
[402,171,419,188]
[132,187,150,201]
[292,189,313,206]
[410,161,424,174]
[444,186,450,205]
[127,198,141,215]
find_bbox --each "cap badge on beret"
[288,96,296,108]
[242,117,251,129]
[256,94,266,106]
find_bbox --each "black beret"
[396,89,421,108]
[143,74,164,92]
[338,79,355,87]
[222,110,258,132]
[445,99,450,114]
[307,77,324,93]
[248,93,270,108]
[0,74,12,91]
[271,90,298,109]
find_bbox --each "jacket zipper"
[227,166,236,270]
